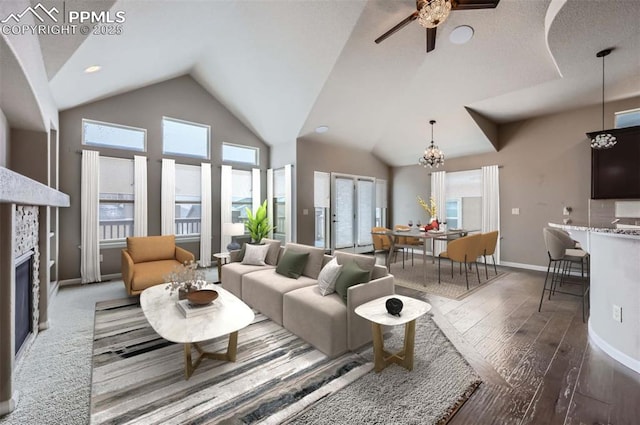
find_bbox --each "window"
[99,157,134,241]
[83,119,146,151]
[273,168,286,243]
[163,117,210,159]
[615,108,640,128]
[314,172,330,249]
[375,179,387,228]
[231,169,252,225]
[223,143,259,166]
[445,199,462,229]
[445,170,482,230]
[175,164,201,236]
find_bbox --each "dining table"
[373,227,479,279]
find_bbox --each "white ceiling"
[45,0,640,167]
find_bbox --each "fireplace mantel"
[0,167,69,207]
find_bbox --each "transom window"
[163,117,210,159]
[82,119,146,151]
[222,143,259,166]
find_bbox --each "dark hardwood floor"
[395,266,640,425]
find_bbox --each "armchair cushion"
[127,235,176,263]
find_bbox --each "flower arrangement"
[417,196,437,218]
[164,260,206,297]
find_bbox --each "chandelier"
[417,0,452,29]
[591,48,616,149]
[419,120,445,168]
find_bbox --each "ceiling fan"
[374,0,500,53]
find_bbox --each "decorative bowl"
[187,289,218,306]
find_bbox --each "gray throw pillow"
[241,244,270,266]
[275,250,310,279]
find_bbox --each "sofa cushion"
[130,259,181,292]
[242,269,317,325]
[276,250,309,279]
[317,257,343,296]
[241,243,270,266]
[334,261,371,304]
[282,243,325,279]
[127,235,176,264]
[261,238,282,266]
[283,286,348,357]
[334,251,376,272]
[221,262,276,299]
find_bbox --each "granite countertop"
[549,222,640,238]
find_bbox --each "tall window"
[375,179,387,227]
[273,168,286,243]
[175,164,201,236]
[223,143,259,166]
[445,170,482,230]
[231,169,252,225]
[99,157,134,241]
[163,117,210,159]
[314,172,330,249]
[83,119,146,151]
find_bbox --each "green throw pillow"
[276,250,310,279]
[334,261,371,304]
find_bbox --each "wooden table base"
[371,320,416,372]
[183,331,238,379]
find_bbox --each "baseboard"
[59,273,122,287]
[588,320,640,374]
[499,261,547,272]
[0,396,16,416]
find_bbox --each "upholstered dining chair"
[393,224,421,268]
[371,227,399,271]
[480,231,499,279]
[437,233,483,289]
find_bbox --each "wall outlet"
[512,208,520,215]
[613,305,622,323]
[302,209,309,216]
[100,254,103,262]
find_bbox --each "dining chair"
[480,231,499,279]
[437,233,482,289]
[371,227,400,271]
[539,227,590,322]
[393,224,421,267]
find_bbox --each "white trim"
[100,239,127,249]
[589,320,640,374]
[499,261,548,272]
[0,398,16,416]
[59,273,122,287]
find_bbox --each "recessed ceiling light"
[449,25,474,45]
[315,125,329,134]
[84,65,101,73]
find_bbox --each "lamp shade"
[223,222,245,236]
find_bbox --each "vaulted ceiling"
[42,0,640,166]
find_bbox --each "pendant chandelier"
[591,48,617,149]
[417,0,452,29]
[419,120,445,168]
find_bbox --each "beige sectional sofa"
[221,241,395,358]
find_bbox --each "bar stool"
[539,227,590,322]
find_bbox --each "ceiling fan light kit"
[590,48,617,149]
[419,120,445,168]
[417,0,452,28]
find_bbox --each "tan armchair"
[437,233,483,289]
[121,235,195,295]
[480,231,499,279]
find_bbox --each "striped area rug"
[90,297,372,424]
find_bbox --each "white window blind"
[99,156,134,241]
[375,179,387,208]
[357,179,374,246]
[314,171,330,208]
[446,170,482,198]
[175,164,201,202]
[99,157,134,200]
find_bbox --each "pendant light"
[419,120,445,168]
[591,48,617,149]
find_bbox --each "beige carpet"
[388,255,508,300]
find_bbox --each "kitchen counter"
[550,222,640,374]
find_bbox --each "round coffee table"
[140,284,254,379]
[355,295,431,372]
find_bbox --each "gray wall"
[58,75,269,280]
[391,95,640,268]
[0,108,7,167]
[296,138,390,246]
[9,129,48,184]
[392,165,431,229]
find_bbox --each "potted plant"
[245,199,275,244]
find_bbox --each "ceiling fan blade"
[450,0,500,10]
[374,11,418,44]
[426,27,436,52]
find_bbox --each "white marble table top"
[355,295,431,326]
[140,284,254,344]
